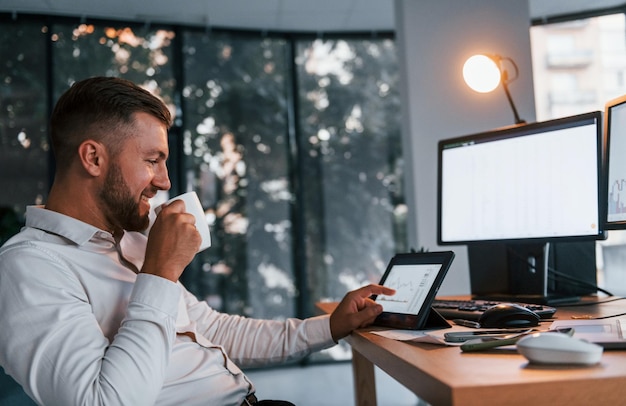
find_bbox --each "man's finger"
[357,283,396,298]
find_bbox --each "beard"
[99,163,151,232]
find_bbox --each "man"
[0,77,394,406]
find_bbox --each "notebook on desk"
[550,318,626,349]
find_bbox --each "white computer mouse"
[516,332,603,365]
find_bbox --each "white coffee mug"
[155,191,212,252]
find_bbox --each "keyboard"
[432,299,557,321]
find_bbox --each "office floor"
[245,362,426,406]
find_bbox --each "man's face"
[99,112,170,233]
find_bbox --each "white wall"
[394,0,537,295]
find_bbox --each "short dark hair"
[50,76,172,172]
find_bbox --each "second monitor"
[437,111,605,304]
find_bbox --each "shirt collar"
[25,205,112,246]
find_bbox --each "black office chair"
[0,366,35,406]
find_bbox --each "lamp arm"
[501,56,520,83]
[501,80,525,125]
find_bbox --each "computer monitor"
[437,111,605,304]
[604,94,626,229]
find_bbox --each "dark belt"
[242,393,258,405]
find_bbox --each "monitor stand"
[467,241,595,306]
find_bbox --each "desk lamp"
[463,54,526,125]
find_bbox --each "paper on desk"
[371,325,473,346]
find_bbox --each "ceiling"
[1,0,625,32]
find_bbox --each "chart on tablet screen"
[376,264,441,314]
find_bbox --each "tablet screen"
[375,263,442,315]
[372,251,455,330]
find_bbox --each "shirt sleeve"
[181,287,336,368]
[0,243,180,406]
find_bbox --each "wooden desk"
[317,298,626,406]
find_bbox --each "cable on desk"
[558,296,626,307]
[548,267,614,297]
[556,296,626,319]
[588,312,626,319]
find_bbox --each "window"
[295,38,406,311]
[181,32,295,318]
[0,19,48,218]
[49,22,176,114]
[531,13,626,120]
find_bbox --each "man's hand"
[141,200,201,282]
[329,284,396,342]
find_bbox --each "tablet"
[372,251,455,330]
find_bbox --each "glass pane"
[0,19,47,400]
[50,22,176,111]
[531,14,626,121]
[295,39,406,309]
[182,31,294,319]
[0,20,49,225]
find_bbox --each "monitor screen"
[438,111,604,245]
[604,94,626,229]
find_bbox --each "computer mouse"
[478,303,540,328]
[517,332,603,365]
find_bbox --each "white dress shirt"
[0,206,334,406]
